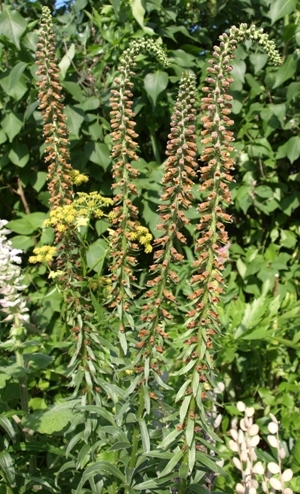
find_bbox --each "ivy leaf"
[7,213,47,235]
[0,8,27,49]
[0,62,28,100]
[1,112,23,142]
[144,71,168,107]
[276,136,300,163]
[64,105,85,137]
[84,142,111,170]
[8,142,29,168]
[268,0,297,24]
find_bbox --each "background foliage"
[0,0,300,492]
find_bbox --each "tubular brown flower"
[108,40,169,353]
[36,6,73,211]
[176,24,281,474]
[134,71,198,395]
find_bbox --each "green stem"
[129,388,145,470]
[179,477,187,494]
[13,317,37,475]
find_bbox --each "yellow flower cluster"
[29,246,57,264]
[44,192,113,232]
[129,225,153,253]
[87,276,112,291]
[70,170,89,186]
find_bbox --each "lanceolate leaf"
[130,0,154,34]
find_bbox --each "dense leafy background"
[0,0,300,492]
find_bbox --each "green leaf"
[8,142,29,168]
[10,235,34,251]
[86,239,108,274]
[64,105,85,137]
[272,54,298,89]
[158,429,182,450]
[0,416,16,441]
[59,43,76,80]
[277,136,300,163]
[22,401,78,434]
[0,62,28,100]
[1,112,23,142]
[84,141,111,170]
[268,0,296,24]
[82,461,126,483]
[139,417,150,452]
[130,0,154,34]
[23,353,54,371]
[0,451,15,487]
[0,8,27,49]
[8,213,47,235]
[158,450,184,478]
[133,473,176,490]
[144,71,169,106]
[180,395,192,425]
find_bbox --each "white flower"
[268,434,279,448]
[282,469,293,482]
[0,220,29,322]
[268,421,279,434]
[237,401,246,412]
[269,477,282,490]
[267,462,280,474]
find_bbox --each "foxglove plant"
[30,8,282,492]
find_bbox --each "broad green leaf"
[59,43,76,80]
[130,0,154,34]
[8,142,29,168]
[23,353,54,371]
[10,235,34,251]
[277,136,300,163]
[8,213,47,235]
[0,8,27,49]
[268,0,296,24]
[84,141,111,170]
[1,112,23,142]
[0,129,7,144]
[230,59,246,91]
[64,105,85,137]
[86,239,108,274]
[272,54,298,89]
[0,62,28,100]
[63,81,84,102]
[22,401,78,434]
[0,373,11,389]
[144,71,168,106]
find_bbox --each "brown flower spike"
[108,40,169,353]
[134,72,198,396]
[176,24,281,474]
[36,6,74,211]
